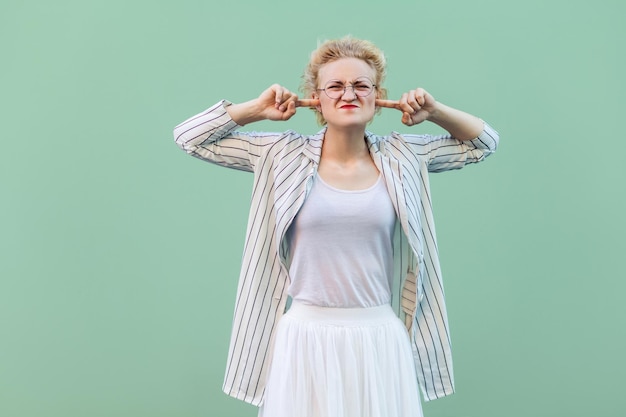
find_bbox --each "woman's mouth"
[340,105,359,109]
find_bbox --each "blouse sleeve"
[400,121,500,172]
[173,100,286,172]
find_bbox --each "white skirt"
[258,301,423,417]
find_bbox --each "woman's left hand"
[376,88,437,126]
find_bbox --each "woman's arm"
[173,100,260,172]
[225,84,308,125]
[376,87,482,140]
[173,85,318,171]
[423,102,484,141]
[377,88,499,172]
[394,124,499,172]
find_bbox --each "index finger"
[375,99,400,109]
[296,99,320,108]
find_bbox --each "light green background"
[1,0,624,416]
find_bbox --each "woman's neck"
[321,125,369,163]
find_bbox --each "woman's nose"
[341,85,357,100]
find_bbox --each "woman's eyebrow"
[325,77,372,84]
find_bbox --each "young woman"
[174,36,499,417]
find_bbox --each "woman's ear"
[312,93,322,113]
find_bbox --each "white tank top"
[286,173,397,307]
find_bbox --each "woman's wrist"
[425,101,448,125]
[226,99,266,126]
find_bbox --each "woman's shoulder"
[242,129,323,157]
[367,131,432,165]
[375,131,455,149]
[366,131,416,149]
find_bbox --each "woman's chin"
[326,115,375,129]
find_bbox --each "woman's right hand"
[256,84,299,121]
[226,84,319,126]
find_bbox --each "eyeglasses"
[316,78,377,99]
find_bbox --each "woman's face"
[314,57,378,129]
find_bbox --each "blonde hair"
[301,36,388,125]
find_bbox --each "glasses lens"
[324,81,346,99]
[352,79,374,97]
[323,79,374,99]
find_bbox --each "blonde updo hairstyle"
[302,36,388,125]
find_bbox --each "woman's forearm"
[225,99,267,126]
[427,102,484,141]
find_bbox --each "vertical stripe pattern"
[173,101,499,405]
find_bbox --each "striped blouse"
[173,100,499,405]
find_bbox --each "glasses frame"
[316,78,377,100]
